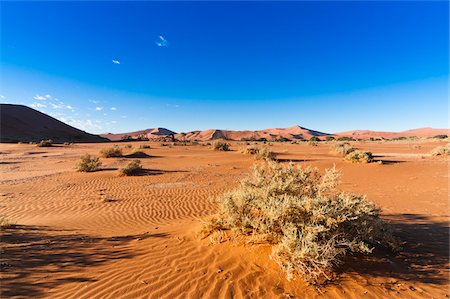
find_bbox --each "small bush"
[332,142,355,156]
[0,215,14,229]
[255,147,277,161]
[433,134,448,139]
[325,136,335,141]
[76,154,102,172]
[309,140,318,147]
[309,136,321,142]
[430,146,450,156]
[241,145,260,155]
[345,150,373,163]
[37,139,53,147]
[212,141,231,151]
[138,144,151,149]
[202,162,398,284]
[120,160,143,176]
[337,136,355,141]
[100,145,123,158]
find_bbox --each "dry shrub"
[0,215,14,229]
[138,144,151,149]
[202,162,397,284]
[241,145,260,155]
[332,142,355,156]
[37,139,53,147]
[430,146,450,156]
[345,150,373,163]
[100,145,123,158]
[255,147,277,161]
[120,160,143,176]
[76,154,101,172]
[309,140,318,147]
[212,141,231,151]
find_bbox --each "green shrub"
[325,136,335,141]
[120,160,143,176]
[337,136,355,141]
[76,154,102,172]
[202,162,398,284]
[332,142,355,156]
[212,141,231,151]
[100,145,123,158]
[345,150,373,163]
[309,136,321,142]
[37,139,53,147]
[430,146,450,156]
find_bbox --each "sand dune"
[0,104,108,143]
[335,127,449,139]
[0,141,448,298]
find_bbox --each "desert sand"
[0,140,448,298]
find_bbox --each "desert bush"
[76,154,102,172]
[337,136,354,141]
[430,146,450,156]
[308,140,318,147]
[0,215,14,229]
[325,136,335,141]
[241,145,260,155]
[37,139,53,147]
[138,144,151,149]
[345,150,373,163]
[202,162,398,284]
[100,145,123,158]
[255,147,277,161]
[212,141,231,151]
[332,142,355,156]
[433,134,448,139]
[120,160,143,176]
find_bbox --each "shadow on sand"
[0,225,169,297]
[336,213,449,287]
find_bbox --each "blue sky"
[1,1,448,134]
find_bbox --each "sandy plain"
[0,140,448,298]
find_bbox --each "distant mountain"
[101,125,331,141]
[0,104,109,143]
[334,127,449,139]
[101,128,177,141]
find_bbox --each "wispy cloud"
[95,107,103,111]
[156,35,168,47]
[0,95,5,99]
[30,102,47,108]
[110,107,117,111]
[33,94,49,101]
[89,99,100,104]
[112,59,120,65]
[60,118,103,132]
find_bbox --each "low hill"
[0,104,109,143]
[335,127,449,139]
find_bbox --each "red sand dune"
[335,127,450,139]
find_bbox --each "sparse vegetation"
[430,146,450,156]
[433,134,448,140]
[37,139,53,147]
[212,141,231,151]
[0,215,14,229]
[308,140,318,146]
[331,142,355,156]
[337,136,355,141]
[120,160,143,176]
[325,136,335,141]
[202,162,398,284]
[254,147,277,161]
[76,154,102,172]
[100,145,123,158]
[345,150,373,163]
[309,136,321,142]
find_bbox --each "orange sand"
[1,141,448,298]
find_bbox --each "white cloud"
[95,107,103,111]
[0,95,5,99]
[112,59,120,65]
[110,107,117,111]
[61,118,102,132]
[30,102,47,108]
[156,35,168,47]
[89,99,100,104]
[45,94,51,99]
[33,94,47,101]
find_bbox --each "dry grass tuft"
[37,139,53,147]
[202,162,398,284]
[241,146,277,161]
[430,146,450,156]
[331,142,355,156]
[100,145,123,158]
[120,160,143,176]
[76,154,102,172]
[212,141,231,151]
[0,215,15,229]
[345,150,373,163]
